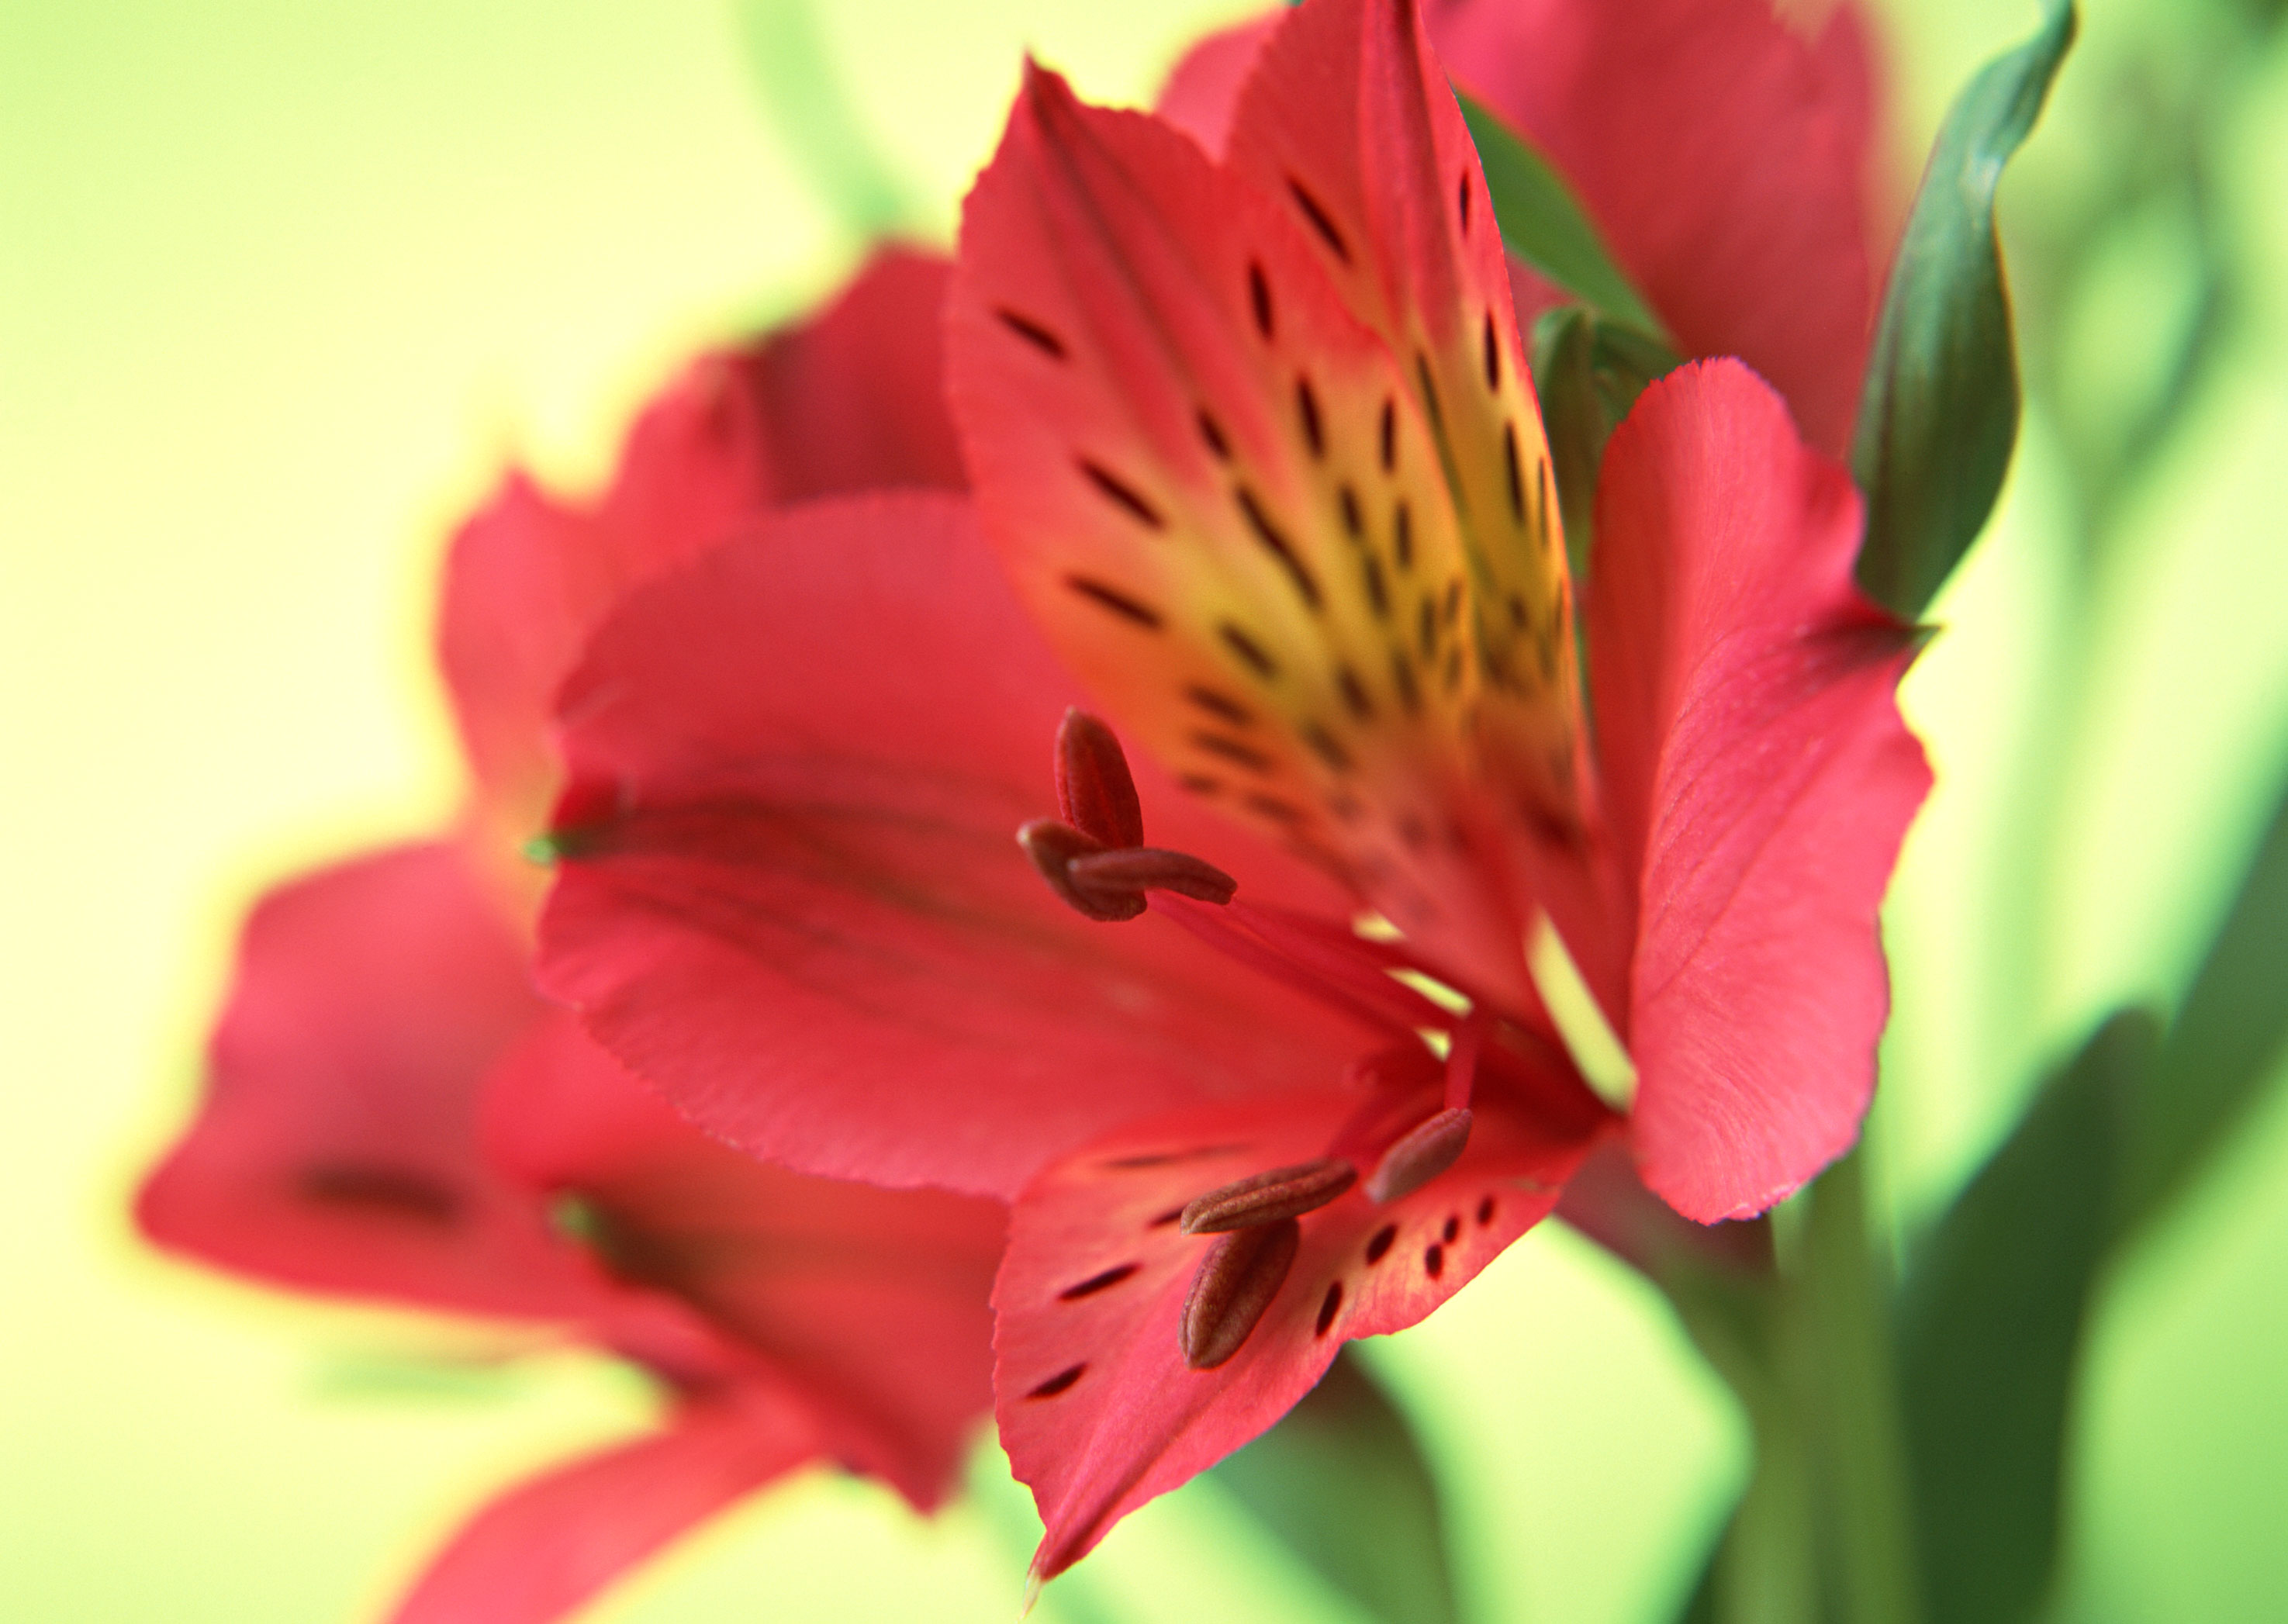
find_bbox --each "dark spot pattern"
[1423,1242,1446,1279]
[1315,1281,1344,1337]
[1029,1364,1087,1399]
[1503,421,1525,523]
[1079,458,1164,529]
[1366,1224,1398,1264]
[1442,1215,1461,1244]
[997,307,1066,358]
[1298,722,1353,774]
[1248,261,1274,340]
[1482,314,1501,390]
[1296,377,1325,458]
[299,1163,460,1226]
[1198,408,1232,460]
[1476,1196,1497,1226]
[1060,1263,1141,1301]
[1191,731,1274,772]
[1338,484,1363,539]
[1184,685,1254,727]
[1219,622,1280,679]
[1064,575,1162,629]
[1379,398,1397,472]
[1236,488,1321,610]
[1457,172,1472,236]
[1287,177,1352,264]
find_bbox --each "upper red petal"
[997,1082,1600,1577]
[483,1014,1002,1509]
[386,1394,817,1624]
[136,843,596,1319]
[1587,361,1929,1220]
[535,492,1370,1199]
[1428,0,1882,455]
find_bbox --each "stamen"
[1364,1107,1474,1201]
[1180,1157,1357,1233]
[1066,846,1237,907]
[1018,819,1141,922]
[1526,914,1637,1110]
[1054,708,1144,848]
[1180,1218,1300,1369]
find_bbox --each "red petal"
[1153,12,1281,158]
[1428,0,1882,456]
[1588,361,1929,1220]
[536,492,1369,1198]
[996,1084,1599,1577]
[439,364,772,856]
[136,844,594,1318]
[441,249,966,856]
[387,1395,817,1624]
[950,51,1557,1000]
[484,1014,1001,1509]
[732,245,969,501]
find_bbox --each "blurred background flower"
[2,0,2283,1620]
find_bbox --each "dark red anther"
[1018,819,1144,922]
[1180,1157,1356,1234]
[1066,846,1237,907]
[1364,1107,1474,1202]
[1056,709,1145,848]
[1180,1218,1300,1369]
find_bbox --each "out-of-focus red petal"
[996,1083,1598,1577]
[732,245,969,501]
[1428,0,1881,455]
[137,844,595,1319]
[440,248,969,857]
[483,1014,1001,1509]
[1588,361,1929,1221]
[536,492,1368,1199]
[438,365,772,856]
[1153,12,1281,158]
[387,1394,817,1624]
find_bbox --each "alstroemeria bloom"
[1160,0,1887,456]
[536,0,1927,1580]
[140,247,999,1623]
[141,845,1003,1624]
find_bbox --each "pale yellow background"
[3,2,2283,1620]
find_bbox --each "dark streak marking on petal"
[1390,648,1422,715]
[1236,487,1322,610]
[1298,722,1352,774]
[1245,793,1306,824]
[1362,553,1390,618]
[1079,458,1164,530]
[1063,575,1163,628]
[1423,1242,1446,1279]
[1191,731,1274,772]
[1379,398,1397,473]
[1198,407,1232,460]
[1028,1364,1086,1399]
[1060,1263,1141,1300]
[997,307,1066,358]
[1365,1224,1398,1264]
[1296,377,1325,459]
[1393,501,1414,571]
[1151,1206,1189,1228]
[1338,484,1363,540]
[1482,314,1501,391]
[1184,685,1254,727]
[300,1162,461,1226]
[1417,596,1437,659]
[1503,421,1525,523]
[1457,172,1471,236]
[1248,261,1274,340]
[1315,1280,1344,1337]
[1177,773,1223,797]
[1336,665,1373,720]
[1219,622,1279,679]
[1287,176,1352,264]
[1477,1196,1497,1226]
[1442,1215,1461,1244]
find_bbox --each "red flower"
[1161,0,1889,455]
[534,0,1927,1581]
[139,248,999,1624]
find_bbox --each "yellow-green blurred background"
[4,1,2283,1619]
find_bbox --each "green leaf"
[737,0,922,239]
[1459,95,1668,340]
[1851,0,2076,619]
[1532,307,1681,588]
[1898,1010,2157,1624]
[2126,763,2288,1232]
[1209,1349,1460,1624]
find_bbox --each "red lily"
[1162,0,1887,456]
[534,0,1927,1581]
[140,247,998,1623]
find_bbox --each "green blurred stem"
[1667,1149,1922,1624]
